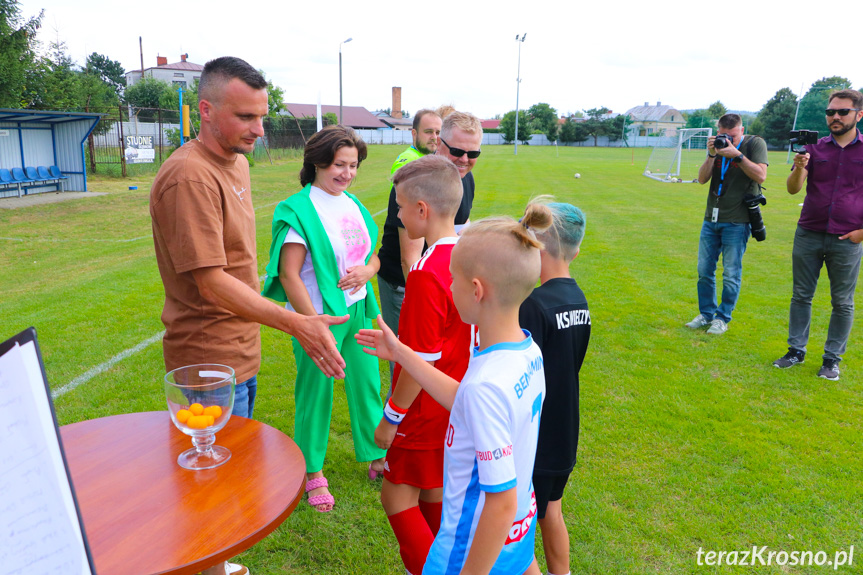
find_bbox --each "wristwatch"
[734,154,744,163]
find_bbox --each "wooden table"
[61,411,306,575]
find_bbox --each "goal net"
[644,128,713,183]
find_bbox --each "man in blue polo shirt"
[774,89,863,381]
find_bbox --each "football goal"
[644,128,713,183]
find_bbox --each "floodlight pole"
[339,38,352,125]
[514,33,526,155]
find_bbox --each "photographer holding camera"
[685,113,768,335]
[773,89,863,381]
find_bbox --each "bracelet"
[708,153,716,158]
[382,398,408,425]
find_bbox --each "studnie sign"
[124,135,155,164]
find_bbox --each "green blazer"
[262,184,380,319]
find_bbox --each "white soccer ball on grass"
[574,173,581,179]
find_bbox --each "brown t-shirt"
[149,139,261,382]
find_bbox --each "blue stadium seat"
[11,167,35,184]
[0,168,21,196]
[49,166,69,180]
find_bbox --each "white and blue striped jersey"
[423,331,545,575]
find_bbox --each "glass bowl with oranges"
[164,364,235,470]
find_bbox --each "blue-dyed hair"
[524,197,586,260]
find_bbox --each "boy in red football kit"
[375,155,471,575]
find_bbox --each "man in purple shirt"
[773,89,863,380]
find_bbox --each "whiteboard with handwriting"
[0,329,95,575]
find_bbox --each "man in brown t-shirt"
[151,56,348,420]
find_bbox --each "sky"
[18,0,855,119]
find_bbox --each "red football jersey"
[393,237,472,450]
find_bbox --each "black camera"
[743,193,767,242]
[714,134,732,149]
[789,130,818,154]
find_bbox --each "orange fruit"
[203,405,222,418]
[206,415,215,427]
[189,403,204,416]
[176,409,192,424]
[187,415,208,429]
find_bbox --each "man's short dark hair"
[717,113,742,130]
[412,109,441,131]
[829,89,863,109]
[199,57,267,103]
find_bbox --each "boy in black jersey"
[518,199,590,575]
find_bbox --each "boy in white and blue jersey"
[426,341,544,575]
[357,208,553,575]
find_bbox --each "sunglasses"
[440,138,481,159]
[825,108,861,117]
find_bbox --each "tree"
[124,77,173,121]
[685,109,714,129]
[27,39,82,110]
[747,117,765,138]
[85,52,125,98]
[756,87,797,147]
[559,118,589,143]
[499,110,530,144]
[258,69,285,116]
[0,0,43,107]
[606,114,633,145]
[796,76,853,133]
[707,100,727,119]
[583,107,610,145]
[528,102,559,141]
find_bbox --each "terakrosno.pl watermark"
[696,546,855,570]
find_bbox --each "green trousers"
[293,298,386,473]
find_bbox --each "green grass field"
[1,145,860,574]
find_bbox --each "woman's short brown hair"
[300,125,368,186]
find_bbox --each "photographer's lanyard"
[716,137,743,197]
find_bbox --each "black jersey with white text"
[518,277,590,475]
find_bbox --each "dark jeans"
[788,226,862,362]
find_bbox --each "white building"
[125,54,203,89]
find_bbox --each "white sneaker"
[706,319,728,335]
[685,314,711,329]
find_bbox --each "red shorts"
[383,446,444,489]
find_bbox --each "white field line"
[53,274,269,399]
[5,201,281,243]
[0,236,150,243]
[52,331,165,399]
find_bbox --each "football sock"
[418,499,442,535]
[388,506,434,575]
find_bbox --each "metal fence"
[65,108,685,179]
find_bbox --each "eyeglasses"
[825,108,861,117]
[440,138,481,159]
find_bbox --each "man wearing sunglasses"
[773,89,863,381]
[685,113,769,336]
[435,111,482,236]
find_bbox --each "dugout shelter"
[0,109,101,199]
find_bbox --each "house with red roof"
[283,103,389,130]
